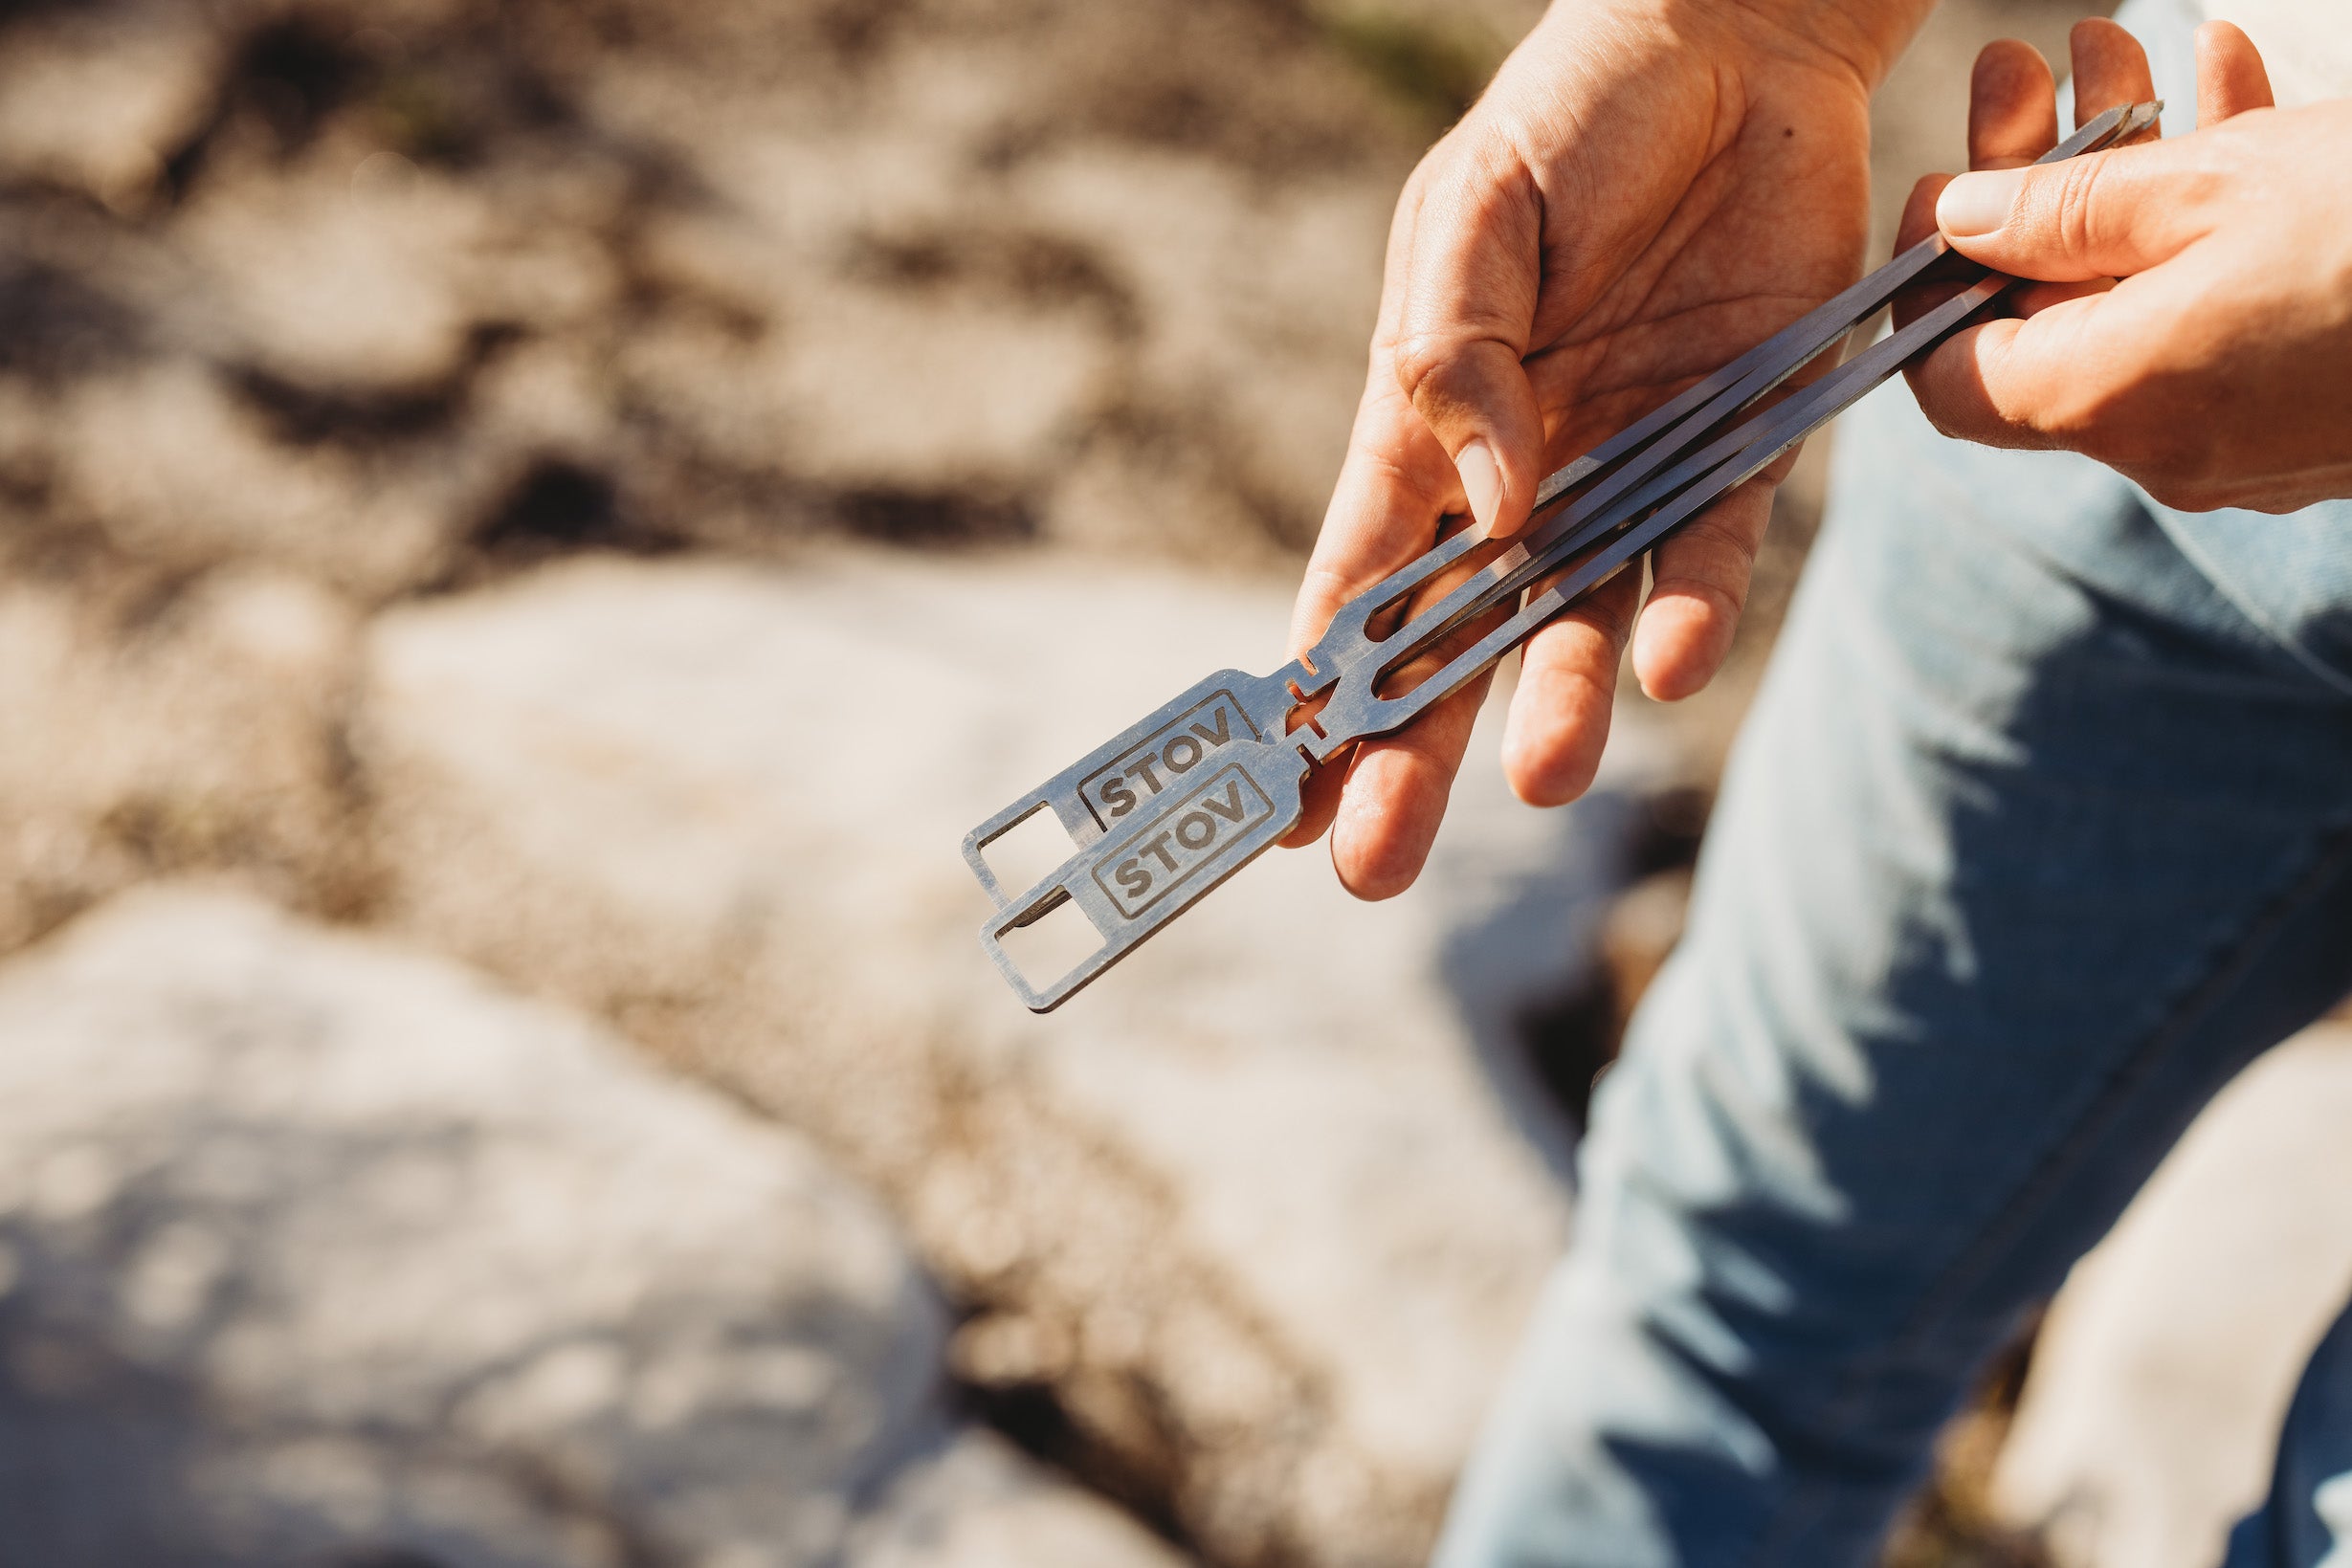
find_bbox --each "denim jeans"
[1431,324,2352,1563]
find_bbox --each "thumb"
[1389,158,1548,539]
[1937,139,2215,281]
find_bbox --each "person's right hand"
[1285,0,1930,898]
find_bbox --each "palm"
[1485,54,1873,480]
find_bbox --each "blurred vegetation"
[1317,7,1503,131]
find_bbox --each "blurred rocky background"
[9,1,2341,1566]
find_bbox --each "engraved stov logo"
[1092,764,1276,918]
[1078,689,1263,830]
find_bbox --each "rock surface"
[0,0,1513,606]
[0,884,1179,1568]
[360,548,1674,1566]
[1992,1023,2352,1568]
[0,560,369,954]
[0,0,2108,1562]
[854,1430,1188,1568]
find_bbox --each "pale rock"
[1011,146,1383,528]
[0,885,945,1567]
[185,565,357,677]
[174,162,496,387]
[688,121,965,279]
[0,11,216,209]
[52,364,452,598]
[471,338,628,460]
[851,1430,1188,1568]
[0,564,362,950]
[362,549,1673,1562]
[172,140,620,390]
[603,35,1400,557]
[1993,1024,2352,1568]
[748,286,1108,491]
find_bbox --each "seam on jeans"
[1742,806,2352,1568]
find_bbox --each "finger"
[1280,383,1462,852]
[1897,41,2054,338]
[1631,473,1776,702]
[1906,313,2063,451]
[1905,287,2145,451]
[1391,144,1548,539]
[1936,135,2216,280]
[1286,392,1462,659]
[1328,669,1496,898]
[2009,276,2114,315]
[1279,761,1345,850]
[2196,20,2275,124]
[1501,567,1641,807]
[1969,38,2059,169]
[2069,17,2158,129]
[1319,526,1521,884]
[1892,173,1957,335]
[1896,172,1948,254]
[1897,173,2111,328]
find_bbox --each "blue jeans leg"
[2223,1303,2352,1568]
[1432,378,2352,1568]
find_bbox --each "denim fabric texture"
[1431,372,2352,1561]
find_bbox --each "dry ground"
[0,1,2105,1564]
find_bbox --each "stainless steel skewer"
[964,101,2163,1012]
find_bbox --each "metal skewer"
[964,101,2163,1011]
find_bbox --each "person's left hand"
[1899,19,2352,513]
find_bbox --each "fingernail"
[1456,439,1503,530]
[1938,167,2025,237]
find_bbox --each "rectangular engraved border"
[1089,763,1276,918]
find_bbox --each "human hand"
[1901,19,2352,513]
[1284,0,1929,898]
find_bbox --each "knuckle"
[1579,592,1635,648]
[2047,158,2108,261]
[1666,514,1762,572]
[1388,329,1456,404]
[1389,327,1515,419]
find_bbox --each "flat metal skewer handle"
[965,101,2162,1012]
